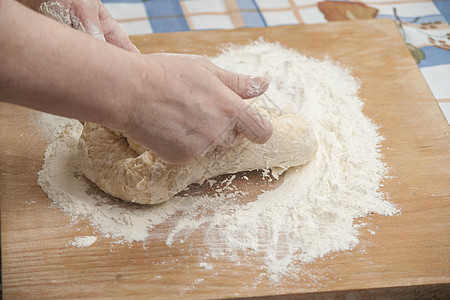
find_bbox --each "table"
[1,19,449,299]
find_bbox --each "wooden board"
[1,19,449,299]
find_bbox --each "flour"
[32,112,70,141]
[39,1,86,34]
[72,235,97,248]
[39,1,105,41]
[37,41,398,283]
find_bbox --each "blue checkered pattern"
[101,0,450,122]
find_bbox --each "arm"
[0,0,138,130]
[0,0,272,163]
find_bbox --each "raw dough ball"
[78,110,318,204]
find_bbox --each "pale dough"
[78,109,318,204]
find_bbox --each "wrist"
[107,52,150,133]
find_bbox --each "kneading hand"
[122,54,273,164]
[19,0,139,53]
[2,0,272,164]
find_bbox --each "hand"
[122,54,273,164]
[2,0,271,165]
[19,0,139,53]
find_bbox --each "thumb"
[213,67,272,143]
[214,68,270,99]
[71,6,106,41]
[98,3,141,53]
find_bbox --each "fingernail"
[246,76,270,98]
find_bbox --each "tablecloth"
[101,0,450,123]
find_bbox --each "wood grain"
[1,19,449,299]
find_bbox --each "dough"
[78,110,318,205]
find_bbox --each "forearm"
[0,0,143,130]
[1,0,272,164]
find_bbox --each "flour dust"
[37,41,398,284]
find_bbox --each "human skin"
[0,0,273,163]
[18,0,139,52]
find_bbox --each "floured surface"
[38,41,397,282]
[2,20,449,299]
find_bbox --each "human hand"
[122,54,273,164]
[19,0,139,53]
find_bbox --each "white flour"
[37,41,398,283]
[71,235,97,248]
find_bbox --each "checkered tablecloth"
[101,0,450,123]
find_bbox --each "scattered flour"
[37,41,399,283]
[71,235,97,248]
[32,112,70,141]
[199,262,214,270]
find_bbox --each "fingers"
[214,67,270,99]
[70,4,105,40]
[235,103,273,144]
[105,21,140,53]
[98,3,141,53]
[211,63,272,144]
[69,0,139,53]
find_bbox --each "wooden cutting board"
[1,19,449,299]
